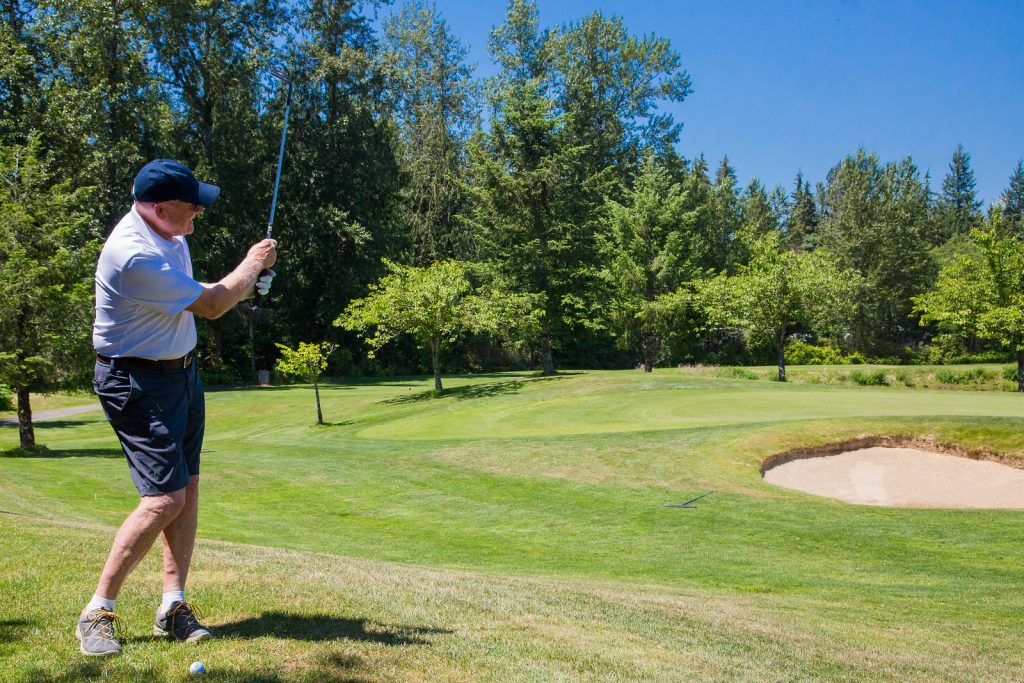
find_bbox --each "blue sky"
[373,0,1023,205]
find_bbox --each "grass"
[682,362,1020,391]
[2,369,1024,681]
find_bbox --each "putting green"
[352,374,1024,440]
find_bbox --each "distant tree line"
[2,0,1024,444]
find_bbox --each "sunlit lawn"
[2,369,1022,681]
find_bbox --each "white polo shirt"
[93,207,204,360]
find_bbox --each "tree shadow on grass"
[1,446,121,459]
[221,384,355,393]
[382,374,566,405]
[20,661,110,683]
[310,420,355,428]
[22,663,370,683]
[217,612,450,646]
[0,619,30,644]
[35,418,107,429]
[0,417,106,430]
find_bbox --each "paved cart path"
[0,404,102,427]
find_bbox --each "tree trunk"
[314,379,323,424]
[540,332,555,376]
[641,334,654,373]
[17,387,34,449]
[1018,348,1024,393]
[776,331,787,382]
[432,338,443,391]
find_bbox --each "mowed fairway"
[2,370,1023,682]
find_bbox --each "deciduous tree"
[274,341,336,424]
[698,230,861,381]
[337,259,539,391]
[915,215,1024,390]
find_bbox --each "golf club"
[253,67,293,312]
[663,491,714,508]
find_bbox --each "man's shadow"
[216,611,450,646]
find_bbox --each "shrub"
[784,340,843,365]
[714,366,760,381]
[200,365,242,386]
[0,384,11,411]
[1003,366,1019,382]
[894,370,915,387]
[848,369,889,386]
[935,367,996,385]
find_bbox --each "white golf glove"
[256,269,276,296]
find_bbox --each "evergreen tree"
[601,154,693,371]
[549,11,691,185]
[1001,159,1024,238]
[465,77,588,375]
[0,137,100,449]
[38,0,166,228]
[137,0,284,375]
[465,0,605,375]
[379,0,480,263]
[935,143,982,243]
[787,171,817,251]
[270,0,404,360]
[0,0,45,145]
[712,155,742,270]
[678,155,716,272]
[817,149,933,352]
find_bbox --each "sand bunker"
[764,447,1024,509]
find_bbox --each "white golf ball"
[189,661,205,674]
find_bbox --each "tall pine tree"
[379,0,479,263]
[1001,159,1024,239]
[935,143,982,243]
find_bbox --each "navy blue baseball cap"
[132,159,220,207]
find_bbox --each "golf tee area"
[2,369,1023,682]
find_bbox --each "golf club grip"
[252,268,272,312]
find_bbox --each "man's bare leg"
[152,476,210,641]
[92,489,187,604]
[160,475,199,592]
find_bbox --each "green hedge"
[935,367,996,385]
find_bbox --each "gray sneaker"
[153,601,211,642]
[76,608,123,656]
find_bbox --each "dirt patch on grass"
[762,436,1024,509]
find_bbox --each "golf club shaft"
[253,76,293,312]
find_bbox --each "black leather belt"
[96,351,195,373]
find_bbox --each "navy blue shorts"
[93,358,205,497]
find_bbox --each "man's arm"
[186,239,277,320]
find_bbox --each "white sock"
[160,590,186,615]
[86,594,116,613]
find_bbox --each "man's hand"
[248,239,277,269]
[256,269,276,296]
[186,239,278,319]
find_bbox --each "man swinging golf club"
[78,159,277,656]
